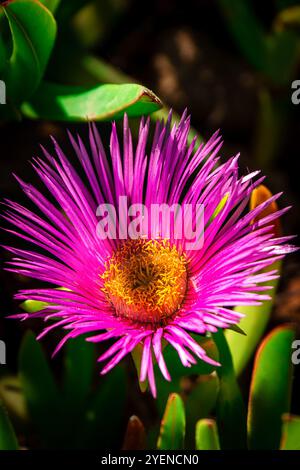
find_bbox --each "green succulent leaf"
[157,393,186,450]
[226,184,283,375]
[63,336,95,412]
[154,336,219,415]
[214,329,247,449]
[248,325,295,450]
[226,261,281,376]
[0,0,57,103]
[19,330,126,449]
[195,419,220,450]
[18,330,64,447]
[280,414,300,450]
[21,81,162,121]
[0,399,18,450]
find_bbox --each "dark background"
[1,0,300,442]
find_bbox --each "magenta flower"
[3,111,295,397]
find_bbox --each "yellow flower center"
[101,239,188,324]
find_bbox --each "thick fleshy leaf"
[280,414,300,450]
[0,400,18,450]
[195,419,220,450]
[18,330,64,447]
[63,336,95,412]
[214,330,247,449]
[226,185,282,375]
[0,0,57,103]
[154,336,219,415]
[248,325,295,450]
[157,393,186,450]
[21,81,162,121]
[122,415,146,450]
[225,267,280,376]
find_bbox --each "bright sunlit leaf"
[21,81,163,121]
[280,414,300,450]
[157,393,186,450]
[195,419,220,450]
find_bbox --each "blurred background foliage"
[1,0,300,450]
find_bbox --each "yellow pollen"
[101,239,188,324]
